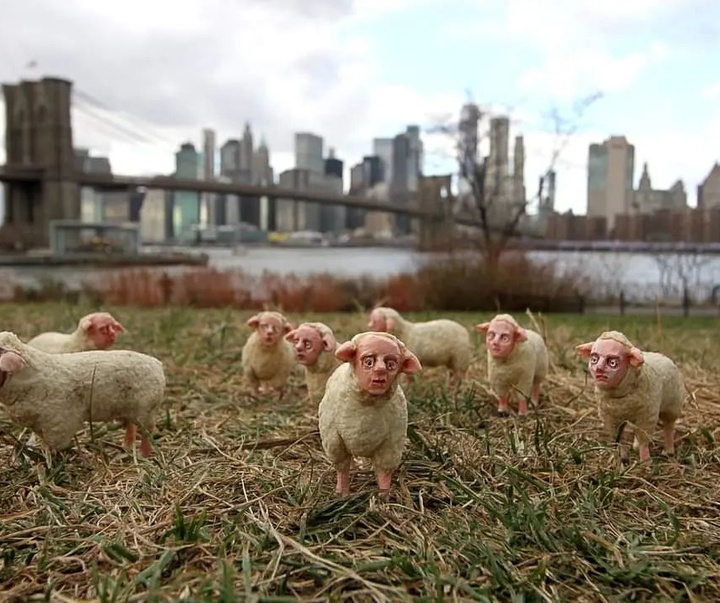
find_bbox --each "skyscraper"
[372,138,393,183]
[587,136,635,233]
[202,128,217,225]
[172,142,202,239]
[295,132,324,174]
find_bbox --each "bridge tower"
[1,77,79,249]
[418,174,455,251]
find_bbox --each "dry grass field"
[1,303,719,602]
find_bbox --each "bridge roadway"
[3,166,720,252]
[0,165,484,227]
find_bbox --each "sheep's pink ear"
[628,346,644,368]
[111,319,125,333]
[321,333,336,352]
[475,322,491,333]
[575,342,594,359]
[0,351,23,373]
[401,350,422,375]
[246,314,261,329]
[335,341,357,363]
[284,329,297,342]
[515,328,528,343]
[283,322,294,335]
[80,317,94,332]
[386,318,396,331]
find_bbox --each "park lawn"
[0,303,719,602]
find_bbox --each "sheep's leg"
[139,433,153,457]
[123,423,137,447]
[138,419,156,458]
[376,471,393,496]
[517,397,529,417]
[449,370,465,387]
[336,471,350,496]
[634,425,653,462]
[531,379,541,405]
[661,419,677,456]
[605,419,629,465]
[497,394,509,414]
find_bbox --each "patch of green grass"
[0,302,719,602]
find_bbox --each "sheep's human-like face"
[367,309,387,332]
[82,313,124,350]
[354,336,404,395]
[587,339,631,389]
[248,313,290,346]
[483,319,525,359]
[286,325,333,365]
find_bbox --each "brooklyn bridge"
[2,76,719,256]
[0,76,475,251]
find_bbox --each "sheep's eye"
[590,353,599,364]
[500,334,510,342]
[386,359,398,371]
[608,358,618,369]
[304,341,313,349]
[362,356,374,369]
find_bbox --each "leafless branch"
[426,89,603,263]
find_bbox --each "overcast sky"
[0,0,718,216]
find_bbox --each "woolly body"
[592,351,684,450]
[318,362,408,476]
[487,328,548,399]
[27,312,124,353]
[0,332,165,453]
[370,307,471,373]
[241,311,297,392]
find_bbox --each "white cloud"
[0,0,457,178]
[702,82,720,100]
[517,43,668,101]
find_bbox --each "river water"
[3,245,720,303]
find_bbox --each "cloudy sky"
[0,0,718,217]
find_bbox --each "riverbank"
[0,250,209,267]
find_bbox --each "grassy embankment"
[0,304,719,602]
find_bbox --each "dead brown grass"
[0,305,719,602]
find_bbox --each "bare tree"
[652,250,714,301]
[427,91,602,269]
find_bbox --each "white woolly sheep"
[285,321,340,406]
[241,311,297,395]
[367,306,471,382]
[27,312,125,354]
[575,330,685,462]
[0,331,165,457]
[475,313,549,416]
[318,331,422,496]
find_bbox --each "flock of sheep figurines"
[0,306,685,496]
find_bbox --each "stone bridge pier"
[0,77,79,249]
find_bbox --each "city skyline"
[0,0,718,219]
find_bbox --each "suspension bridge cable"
[73,100,162,146]
[73,87,179,148]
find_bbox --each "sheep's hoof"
[496,407,509,417]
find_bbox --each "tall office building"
[295,132,324,174]
[321,148,345,232]
[202,128,217,225]
[512,135,526,205]
[405,125,423,192]
[372,138,393,184]
[587,136,635,232]
[172,142,203,239]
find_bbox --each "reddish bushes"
[7,251,587,313]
